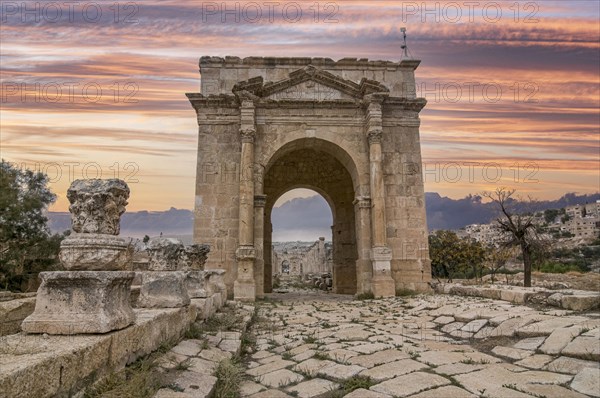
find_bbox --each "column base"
[371,246,396,298]
[372,277,396,298]
[234,280,256,302]
[22,271,135,335]
[235,246,256,301]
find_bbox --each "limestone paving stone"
[292,349,316,362]
[539,326,581,355]
[454,364,572,397]
[570,367,600,397]
[407,385,477,398]
[416,350,469,366]
[562,336,600,361]
[519,384,589,398]
[547,355,600,374]
[460,319,488,333]
[246,360,295,377]
[293,358,336,376]
[199,347,232,362]
[513,336,546,351]
[240,380,265,397]
[172,371,217,398]
[219,338,242,353]
[258,355,283,365]
[441,321,464,333]
[370,371,451,397]
[258,369,303,388]
[517,317,585,336]
[348,348,411,368]
[248,389,293,398]
[491,345,533,360]
[285,378,338,398]
[171,340,203,357]
[432,362,488,376]
[344,388,392,398]
[514,354,554,369]
[188,357,217,374]
[433,315,455,324]
[317,363,365,380]
[347,342,392,354]
[327,348,358,362]
[359,358,427,381]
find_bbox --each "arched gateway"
[187,56,431,301]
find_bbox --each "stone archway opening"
[262,141,358,295]
[270,189,333,290]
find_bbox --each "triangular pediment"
[232,65,389,101]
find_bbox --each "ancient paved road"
[239,291,600,398]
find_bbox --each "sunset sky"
[1,0,599,212]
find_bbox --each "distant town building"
[459,201,600,245]
[563,201,600,239]
[459,223,507,246]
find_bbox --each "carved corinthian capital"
[240,128,256,143]
[67,179,129,235]
[367,129,383,145]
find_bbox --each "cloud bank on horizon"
[1,0,599,211]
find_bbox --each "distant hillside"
[48,207,193,238]
[48,192,600,238]
[425,192,600,230]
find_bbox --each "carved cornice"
[385,97,427,113]
[186,93,238,110]
[230,66,390,100]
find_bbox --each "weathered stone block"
[21,271,135,334]
[0,297,36,336]
[562,294,600,311]
[185,270,209,298]
[137,271,190,308]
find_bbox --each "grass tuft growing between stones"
[395,288,418,297]
[83,355,168,398]
[322,375,375,398]
[213,358,244,398]
[355,291,375,300]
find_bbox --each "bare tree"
[482,188,546,287]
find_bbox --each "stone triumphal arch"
[188,56,431,301]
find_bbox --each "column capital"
[254,195,267,207]
[353,196,372,208]
[240,128,256,143]
[236,245,256,261]
[363,93,388,106]
[367,129,383,145]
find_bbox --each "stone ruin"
[136,238,226,310]
[22,179,136,334]
[21,179,227,335]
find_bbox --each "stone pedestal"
[22,271,135,335]
[138,271,190,308]
[234,246,256,302]
[371,247,396,298]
